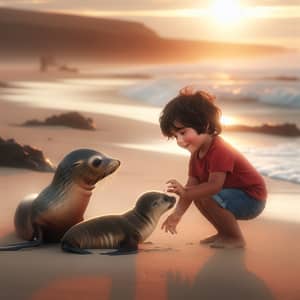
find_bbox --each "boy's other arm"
[185,172,226,201]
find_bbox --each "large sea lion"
[61,191,176,254]
[0,148,120,250]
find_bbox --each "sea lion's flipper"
[14,195,36,241]
[0,225,43,251]
[61,241,92,254]
[0,239,41,251]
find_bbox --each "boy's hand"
[166,179,186,198]
[161,212,181,234]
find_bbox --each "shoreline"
[1,68,300,300]
[1,68,300,221]
[1,69,300,186]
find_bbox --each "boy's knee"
[194,197,209,208]
[194,197,214,208]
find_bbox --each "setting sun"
[209,0,243,26]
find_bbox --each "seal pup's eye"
[88,155,103,168]
[152,201,159,207]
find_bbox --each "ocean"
[117,54,300,185]
[1,53,300,185]
[121,55,300,110]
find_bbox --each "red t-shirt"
[189,136,267,201]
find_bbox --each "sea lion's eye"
[92,158,102,168]
[88,156,103,168]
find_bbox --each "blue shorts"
[212,189,265,220]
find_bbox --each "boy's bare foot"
[200,234,221,244]
[210,237,245,249]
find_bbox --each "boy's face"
[171,121,211,154]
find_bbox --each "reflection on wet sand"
[0,244,137,300]
[166,249,274,300]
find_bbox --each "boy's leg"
[194,198,223,244]
[206,197,245,248]
[196,197,245,248]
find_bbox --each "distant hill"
[0,7,288,63]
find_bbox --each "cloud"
[247,0,300,6]
[2,0,300,11]
[56,5,300,20]
[0,0,50,6]
[1,0,207,10]
[2,0,300,19]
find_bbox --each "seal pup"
[61,191,176,254]
[0,148,120,251]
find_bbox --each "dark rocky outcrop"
[224,123,300,137]
[23,112,96,130]
[0,137,55,172]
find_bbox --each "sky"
[1,0,300,49]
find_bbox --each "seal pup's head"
[135,191,176,222]
[52,149,120,191]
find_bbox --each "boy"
[159,88,266,248]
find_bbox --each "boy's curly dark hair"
[159,90,222,137]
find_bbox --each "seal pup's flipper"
[0,226,43,251]
[100,248,138,256]
[61,241,92,255]
[101,236,138,256]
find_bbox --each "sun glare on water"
[209,0,244,26]
[221,115,235,125]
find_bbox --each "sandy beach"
[0,67,300,300]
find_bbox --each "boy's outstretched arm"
[161,177,198,234]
